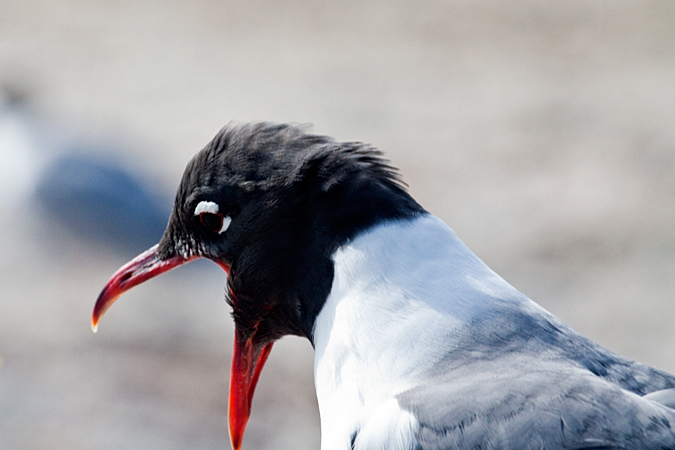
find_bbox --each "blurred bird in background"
[0,87,169,254]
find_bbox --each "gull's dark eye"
[199,212,224,233]
[194,200,232,234]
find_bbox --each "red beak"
[93,245,273,450]
[92,244,190,332]
[229,328,274,450]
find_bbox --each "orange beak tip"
[91,245,192,335]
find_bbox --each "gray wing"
[397,307,675,450]
[398,356,675,450]
[644,389,675,409]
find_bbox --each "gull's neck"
[311,214,528,449]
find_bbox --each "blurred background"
[1,0,674,449]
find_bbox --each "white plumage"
[313,214,675,449]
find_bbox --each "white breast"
[312,214,530,450]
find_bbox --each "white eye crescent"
[194,201,232,234]
[218,216,232,234]
[194,201,220,216]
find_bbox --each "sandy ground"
[1,1,674,449]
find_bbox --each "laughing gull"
[93,122,675,450]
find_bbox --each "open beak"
[229,328,274,450]
[92,244,191,332]
[93,245,273,450]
